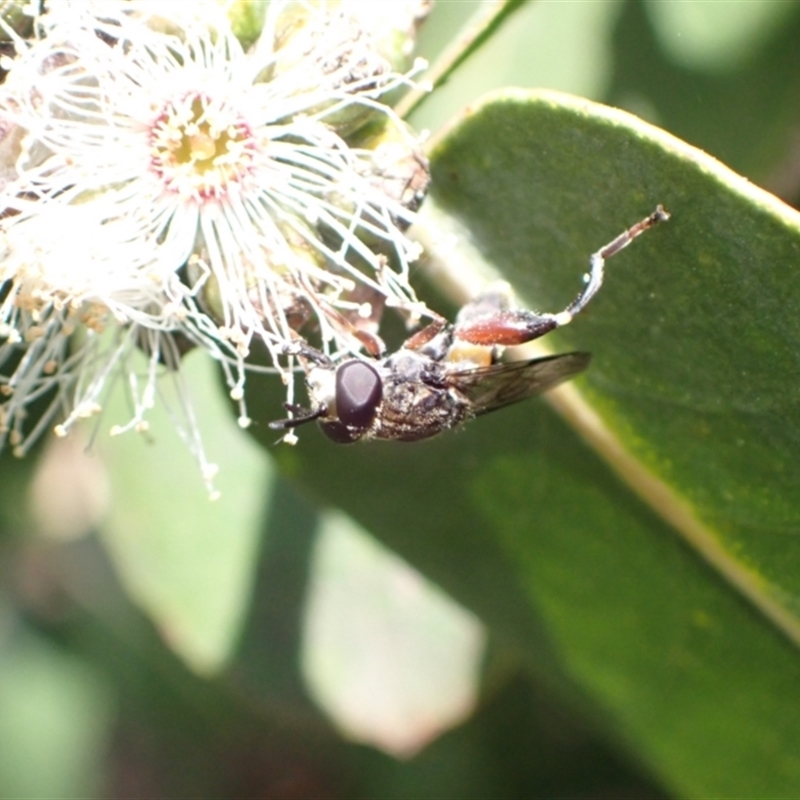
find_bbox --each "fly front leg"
[281,339,334,367]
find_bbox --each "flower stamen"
[150,93,257,201]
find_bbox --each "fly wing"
[447,352,591,416]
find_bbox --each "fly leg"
[454,205,670,347]
[560,204,670,324]
[281,339,334,367]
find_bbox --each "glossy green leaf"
[245,89,800,796]
[424,89,800,637]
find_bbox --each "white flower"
[0,0,430,481]
[0,202,223,493]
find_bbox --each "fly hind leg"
[454,205,670,347]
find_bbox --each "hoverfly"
[270,206,669,443]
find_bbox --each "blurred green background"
[3,1,800,797]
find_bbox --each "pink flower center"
[149,93,257,201]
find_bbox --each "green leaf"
[398,0,526,119]
[247,89,800,796]
[256,376,800,798]
[424,88,800,638]
[609,2,800,186]
[643,0,799,73]
[419,88,800,793]
[0,627,112,798]
[409,0,622,137]
[99,352,271,675]
[301,511,486,757]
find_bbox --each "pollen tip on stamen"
[23,325,45,342]
[237,415,251,429]
[203,462,220,480]
[79,403,102,419]
[408,242,424,262]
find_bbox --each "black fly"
[270,206,669,443]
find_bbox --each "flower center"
[149,93,256,201]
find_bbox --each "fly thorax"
[384,349,430,382]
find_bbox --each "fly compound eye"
[335,360,382,430]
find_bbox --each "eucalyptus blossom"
[0,0,430,488]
